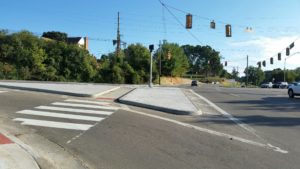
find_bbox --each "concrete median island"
[118,87,198,115]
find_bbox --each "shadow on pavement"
[221,97,300,112]
[198,97,300,127]
[198,114,300,127]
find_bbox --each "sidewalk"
[0,81,120,97]
[119,87,200,115]
[0,133,39,169]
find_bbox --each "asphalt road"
[1,86,300,169]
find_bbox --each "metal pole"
[149,51,153,87]
[246,55,249,87]
[284,58,286,82]
[159,41,162,85]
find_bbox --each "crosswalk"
[13,99,119,131]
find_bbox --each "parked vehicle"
[191,80,198,86]
[261,82,273,88]
[273,82,288,88]
[288,82,297,88]
[288,82,300,98]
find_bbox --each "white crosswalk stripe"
[64,99,111,105]
[14,118,93,131]
[17,110,104,122]
[13,99,118,131]
[52,102,119,110]
[35,106,114,115]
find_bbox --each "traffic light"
[262,60,266,67]
[270,57,273,64]
[225,61,227,66]
[225,24,232,37]
[149,44,154,53]
[210,20,216,29]
[286,48,290,56]
[257,61,261,68]
[186,14,192,29]
[290,42,295,49]
[278,53,281,61]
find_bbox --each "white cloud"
[229,36,300,70]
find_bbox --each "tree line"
[0,30,228,84]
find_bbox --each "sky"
[1,0,300,75]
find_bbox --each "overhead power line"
[158,0,203,45]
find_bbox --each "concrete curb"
[118,88,195,115]
[0,84,120,98]
[0,132,40,169]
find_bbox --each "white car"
[261,82,273,88]
[288,82,300,98]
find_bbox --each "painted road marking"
[0,133,13,144]
[35,106,114,115]
[51,102,119,111]
[0,91,8,93]
[188,90,288,154]
[190,90,257,135]
[123,107,288,154]
[13,118,93,131]
[229,93,240,97]
[16,110,104,122]
[64,99,111,105]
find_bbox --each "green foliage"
[96,44,158,84]
[0,30,97,82]
[42,31,68,42]
[155,42,189,77]
[219,69,232,79]
[182,45,223,76]
[244,66,265,85]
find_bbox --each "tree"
[231,68,239,80]
[124,44,152,83]
[155,42,189,77]
[244,66,265,85]
[42,31,68,42]
[182,45,223,76]
[219,69,231,79]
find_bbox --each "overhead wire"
[158,0,204,45]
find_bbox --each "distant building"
[67,37,88,50]
[41,36,89,50]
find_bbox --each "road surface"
[0,85,300,169]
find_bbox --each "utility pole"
[159,40,162,85]
[116,12,121,57]
[246,55,249,87]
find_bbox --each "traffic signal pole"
[246,55,249,87]
[149,45,154,88]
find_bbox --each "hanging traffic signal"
[186,14,192,29]
[278,53,281,61]
[270,57,273,64]
[290,42,295,49]
[210,20,216,29]
[262,60,266,67]
[225,24,232,37]
[257,62,261,68]
[286,48,290,56]
[225,61,227,66]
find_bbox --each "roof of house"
[66,37,82,44]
